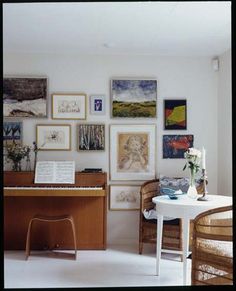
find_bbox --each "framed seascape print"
[52,93,86,119]
[90,95,105,115]
[111,79,157,118]
[110,124,156,180]
[3,76,47,118]
[77,124,105,151]
[3,121,23,146]
[36,124,71,150]
[164,99,187,130]
[163,134,194,159]
[109,185,141,210]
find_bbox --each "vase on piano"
[12,160,22,172]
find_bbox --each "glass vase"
[187,168,198,199]
[12,160,22,171]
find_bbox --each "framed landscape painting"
[77,124,105,151]
[36,124,71,150]
[52,93,86,119]
[163,134,194,158]
[110,124,156,180]
[109,185,141,210]
[3,76,47,118]
[3,121,23,146]
[111,79,157,118]
[164,99,187,130]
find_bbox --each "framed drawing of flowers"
[164,99,187,130]
[36,124,71,150]
[3,76,47,118]
[111,79,157,118]
[109,185,141,210]
[77,124,105,151]
[52,93,86,119]
[110,124,156,180]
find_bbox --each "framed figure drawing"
[109,185,140,210]
[77,124,105,151]
[110,124,156,180]
[3,76,47,118]
[3,121,23,146]
[36,124,71,150]
[164,99,187,130]
[111,79,157,118]
[90,95,105,115]
[52,93,86,119]
[163,134,194,158]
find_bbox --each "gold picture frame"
[36,124,71,151]
[52,93,87,120]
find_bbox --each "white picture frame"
[36,124,71,151]
[90,95,105,115]
[109,185,141,210]
[110,124,156,180]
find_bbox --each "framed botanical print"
[164,99,187,130]
[90,95,105,115]
[3,121,23,146]
[163,134,194,158]
[111,78,157,118]
[77,124,105,151]
[36,124,71,150]
[52,93,86,119]
[3,76,47,118]
[110,124,156,180]
[109,185,141,210]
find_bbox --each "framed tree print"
[36,124,71,150]
[164,99,187,130]
[77,124,105,151]
[110,124,156,180]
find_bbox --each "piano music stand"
[25,214,77,260]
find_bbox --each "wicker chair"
[191,205,233,285]
[139,178,205,255]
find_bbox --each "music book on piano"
[35,161,75,184]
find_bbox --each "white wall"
[3,52,219,244]
[217,49,232,196]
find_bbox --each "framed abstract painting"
[163,134,194,158]
[164,99,187,130]
[3,76,47,118]
[3,121,23,146]
[110,124,156,180]
[111,79,157,118]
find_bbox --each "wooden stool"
[25,214,77,260]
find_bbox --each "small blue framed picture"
[90,95,105,115]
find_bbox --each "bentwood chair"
[191,205,233,285]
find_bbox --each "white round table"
[152,194,232,285]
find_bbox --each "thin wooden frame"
[164,99,187,130]
[77,124,105,151]
[52,93,86,120]
[90,95,105,115]
[36,124,71,151]
[110,124,156,181]
[111,78,157,118]
[3,76,48,118]
[109,185,141,210]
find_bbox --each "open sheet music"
[35,161,75,184]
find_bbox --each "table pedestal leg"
[182,218,190,285]
[156,214,163,275]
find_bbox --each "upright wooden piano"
[4,171,107,250]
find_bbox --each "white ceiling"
[3,2,231,56]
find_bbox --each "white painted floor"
[4,244,192,288]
